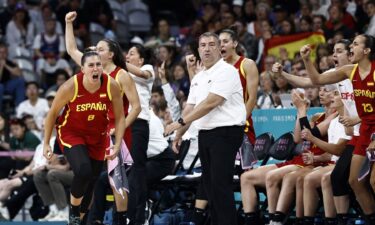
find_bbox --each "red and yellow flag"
[265,32,326,61]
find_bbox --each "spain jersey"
[349,62,375,154]
[350,62,375,124]
[233,56,256,144]
[56,72,112,160]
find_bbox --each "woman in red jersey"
[301,34,375,224]
[43,50,125,225]
[64,11,141,224]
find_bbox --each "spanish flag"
[265,32,326,61]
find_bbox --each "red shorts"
[245,115,255,145]
[353,123,375,156]
[58,129,109,161]
[276,155,305,168]
[276,155,330,168]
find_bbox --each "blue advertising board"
[252,107,324,139]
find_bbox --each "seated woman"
[298,87,351,225]
[266,88,334,225]
[240,87,335,225]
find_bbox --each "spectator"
[0,0,17,36]
[312,14,327,33]
[157,44,177,76]
[16,82,49,130]
[243,0,256,23]
[247,2,270,38]
[277,19,296,36]
[33,17,65,60]
[5,3,35,58]
[305,87,320,107]
[45,69,70,94]
[45,91,56,109]
[273,4,289,35]
[34,150,73,222]
[9,118,40,171]
[0,42,25,112]
[255,19,273,65]
[36,52,72,89]
[232,0,244,19]
[0,135,48,221]
[83,0,114,36]
[22,114,42,141]
[299,16,313,32]
[220,11,236,29]
[325,4,355,40]
[29,4,63,35]
[145,19,173,48]
[310,0,329,18]
[170,62,190,99]
[233,19,258,60]
[366,0,375,36]
[257,71,280,109]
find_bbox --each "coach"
[165,32,246,225]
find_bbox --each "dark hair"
[361,34,375,60]
[101,38,127,70]
[131,44,156,65]
[220,25,239,42]
[336,39,351,53]
[54,69,70,80]
[26,81,39,89]
[9,118,26,128]
[151,85,164,96]
[81,49,100,66]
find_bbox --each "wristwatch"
[178,117,186,126]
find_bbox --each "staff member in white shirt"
[166,32,246,225]
[125,44,155,225]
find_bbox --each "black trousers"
[331,144,354,196]
[198,126,243,225]
[128,119,150,225]
[64,145,104,213]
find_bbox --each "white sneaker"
[39,208,58,221]
[48,210,69,222]
[0,206,9,220]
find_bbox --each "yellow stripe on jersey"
[70,75,78,102]
[240,59,246,79]
[57,106,72,148]
[115,69,124,96]
[107,75,112,101]
[349,64,358,81]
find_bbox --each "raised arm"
[118,70,141,127]
[43,77,75,160]
[272,62,316,88]
[65,11,83,66]
[126,63,152,79]
[300,45,351,85]
[244,58,259,118]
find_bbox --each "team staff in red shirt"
[43,50,125,225]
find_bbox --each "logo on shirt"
[208,80,212,83]
[100,93,107,98]
[77,95,84,98]
[368,82,374,87]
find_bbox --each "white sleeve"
[32,34,41,50]
[161,83,181,121]
[141,64,155,78]
[209,66,237,100]
[187,76,198,105]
